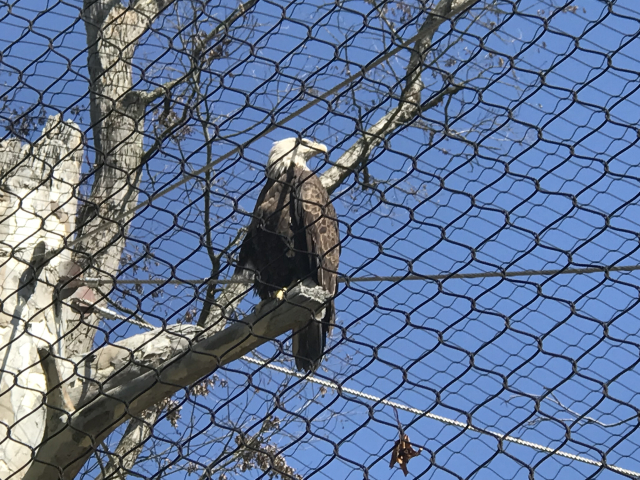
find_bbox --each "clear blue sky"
[2,0,640,479]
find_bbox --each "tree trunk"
[0,116,83,479]
[66,1,159,356]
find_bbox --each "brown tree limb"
[69,0,182,357]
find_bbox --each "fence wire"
[1,0,640,479]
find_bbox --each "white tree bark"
[0,116,82,479]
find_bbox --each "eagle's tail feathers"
[293,313,325,372]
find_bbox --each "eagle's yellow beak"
[302,139,328,154]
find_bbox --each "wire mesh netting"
[1,0,640,479]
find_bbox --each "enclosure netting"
[1,0,640,479]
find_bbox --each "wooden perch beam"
[25,282,330,480]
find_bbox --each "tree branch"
[197,228,247,330]
[64,324,202,410]
[321,0,480,194]
[94,408,160,480]
[321,83,464,194]
[25,281,330,480]
[135,0,260,106]
[70,0,177,357]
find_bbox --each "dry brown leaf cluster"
[389,408,422,476]
[389,433,422,476]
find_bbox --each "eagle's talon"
[275,288,287,301]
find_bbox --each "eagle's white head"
[266,138,328,179]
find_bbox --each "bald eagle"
[238,138,340,372]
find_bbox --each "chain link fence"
[1,0,640,479]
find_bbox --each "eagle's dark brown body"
[239,162,340,372]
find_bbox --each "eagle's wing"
[291,167,340,371]
[237,177,276,290]
[238,169,301,300]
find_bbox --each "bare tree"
[0,0,503,478]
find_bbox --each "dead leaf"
[389,433,421,476]
[389,408,422,476]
